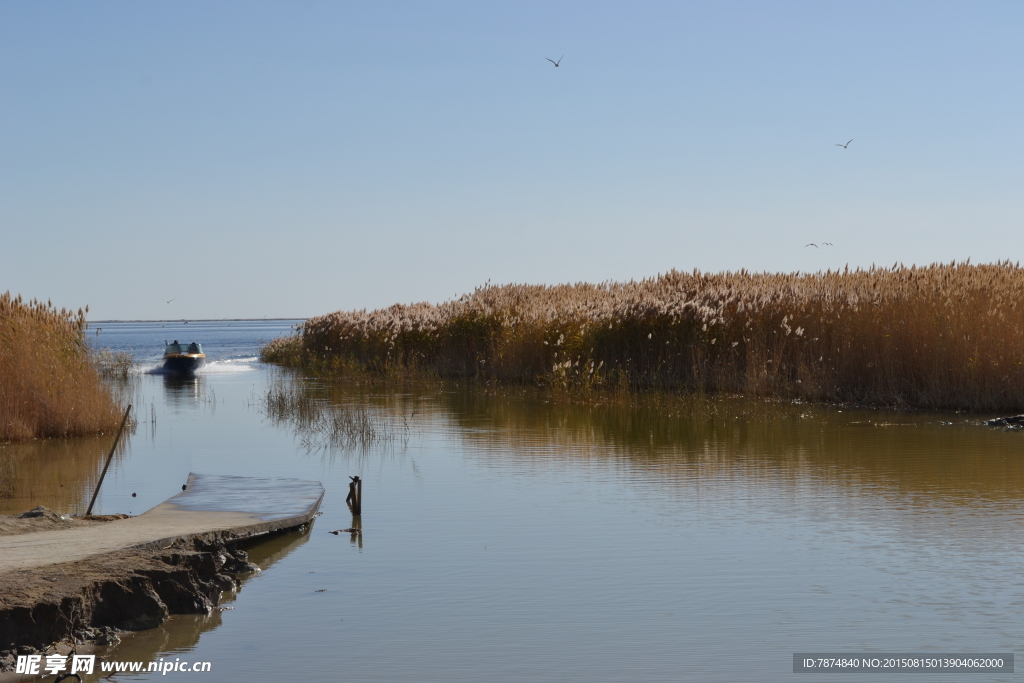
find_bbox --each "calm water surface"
[3,320,1024,682]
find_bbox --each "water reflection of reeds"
[258,380,411,456]
[431,389,1024,504]
[270,377,1024,506]
[0,432,132,516]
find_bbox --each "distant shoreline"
[87,318,307,323]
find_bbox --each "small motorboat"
[163,340,206,373]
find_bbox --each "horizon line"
[87,317,307,323]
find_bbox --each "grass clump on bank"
[263,262,1024,411]
[91,348,135,381]
[0,293,122,441]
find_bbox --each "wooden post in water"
[85,404,132,517]
[346,476,362,516]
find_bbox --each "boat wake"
[142,357,259,375]
[200,358,259,373]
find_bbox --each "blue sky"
[2,1,1022,320]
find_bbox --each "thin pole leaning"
[85,404,132,517]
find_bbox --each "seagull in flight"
[835,139,853,149]
[822,242,833,246]
[806,243,818,248]
[546,55,563,67]
[166,298,176,304]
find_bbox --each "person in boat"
[187,342,199,353]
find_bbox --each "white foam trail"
[197,358,258,373]
[141,358,258,375]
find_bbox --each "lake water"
[3,319,1024,682]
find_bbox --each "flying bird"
[546,55,563,67]
[806,243,818,248]
[822,242,833,246]
[835,139,853,149]
[166,298,176,304]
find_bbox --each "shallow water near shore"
[4,320,1024,682]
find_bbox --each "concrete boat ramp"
[0,473,324,674]
[0,473,324,575]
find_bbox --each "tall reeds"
[265,262,1024,411]
[0,293,122,441]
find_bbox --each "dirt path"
[0,473,324,671]
[0,473,323,574]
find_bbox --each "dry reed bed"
[0,293,121,441]
[264,262,1024,411]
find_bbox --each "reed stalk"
[91,348,135,381]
